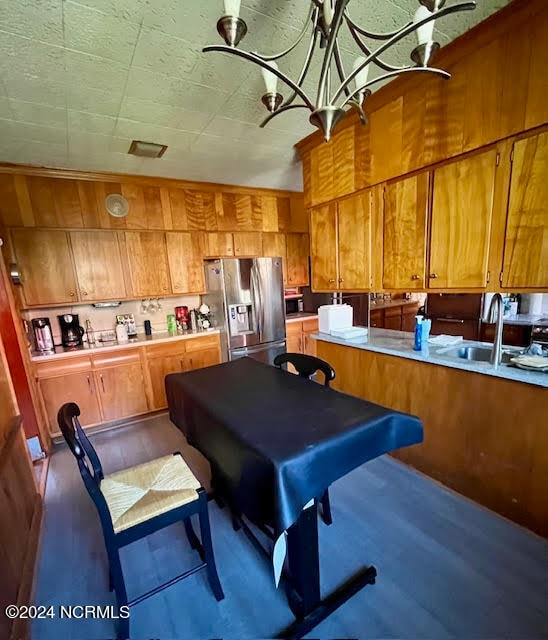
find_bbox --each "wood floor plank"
[33,414,548,640]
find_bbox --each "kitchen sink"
[437,345,519,364]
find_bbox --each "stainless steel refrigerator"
[202,258,286,365]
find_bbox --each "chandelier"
[203,0,476,141]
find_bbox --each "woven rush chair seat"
[57,402,223,640]
[101,454,201,534]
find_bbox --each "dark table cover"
[166,357,423,537]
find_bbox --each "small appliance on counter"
[31,317,54,354]
[318,304,353,334]
[116,314,137,338]
[58,314,84,348]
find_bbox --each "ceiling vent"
[128,140,167,158]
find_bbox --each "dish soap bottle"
[413,315,423,351]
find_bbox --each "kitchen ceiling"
[0,0,511,191]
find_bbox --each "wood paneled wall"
[298,0,548,207]
[0,169,306,234]
[317,340,548,538]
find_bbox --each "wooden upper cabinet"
[10,229,78,306]
[70,231,127,301]
[383,173,429,289]
[262,233,287,283]
[204,232,234,257]
[429,149,497,289]
[310,203,338,290]
[501,131,548,288]
[337,192,371,290]
[165,231,206,294]
[123,231,171,297]
[233,232,262,257]
[285,233,310,287]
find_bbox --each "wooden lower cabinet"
[93,350,149,422]
[285,317,319,369]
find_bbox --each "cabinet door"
[184,334,221,371]
[124,232,171,297]
[369,309,383,328]
[148,353,186,410]
[383,174,429,289]
[302,318,319,357]
[502,132,548,288]
[310,203,337,290]
[10,229,78,305]
[262,233,287,284]
[38,372,101,435]
[94,351,148,421]
[70,230,127,301]
[165,231,206,294]
[285,233,310,287]
[204,232,234,257]
[429,149,497,288]
[233,232,262,257]
[286,322,302,354]
[337,192,371,290]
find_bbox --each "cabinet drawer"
[184,334,220,353]
[145,340,187,359]
[92,349,142,368]
[34,355,92,379]
[286,321,303,336]
[302,318,319,333]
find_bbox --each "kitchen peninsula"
[313,329,547,537]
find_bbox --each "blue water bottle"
[413,315,423,351]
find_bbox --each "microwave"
[285,296,303,315]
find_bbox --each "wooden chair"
[57,402,224,640]
[273,352,336,525]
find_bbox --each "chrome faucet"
[486,293,504,367]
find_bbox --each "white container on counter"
[318,304,353,334]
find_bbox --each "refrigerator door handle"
[250,262,263,340]
[232,340,286,356]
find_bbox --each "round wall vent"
[105,193,129,218]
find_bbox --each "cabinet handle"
[87,375,92,393]
[82,291,88,296]
[69,291,75,297]
[411,274,420,280]
[338,278,344,283]
[100,374,105,393]
[328,278,335,283]
[429,273,438,279]
[438,318,464,324]
[180,359,185,370]
[189,357,193,369]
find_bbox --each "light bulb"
[413,4,435,45]
[261,60,279,95]
[353,57,369,93]
[323,0,334,28]
[222,0,241,18]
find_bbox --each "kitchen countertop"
[313,328,548,388]
[498,313,548,326]
[30,329,221,362]
[285,313,318,323]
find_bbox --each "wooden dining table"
[165,357,423,639]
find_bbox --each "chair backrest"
[273,352,336,387]
[57,402,115,536]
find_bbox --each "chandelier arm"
[333,41,351,97]
[332,0,475,104]
[253,4,318,62]
[316,0,352,107]
[202,45,315,109]
[339,66,450,109]
[283,18,322,107]
[345,0,475,40]
[259,103,310,128]
[346,21,407,73]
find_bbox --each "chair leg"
[106,544,129,640]
[184,517,205,561]
[197,493,224,601]
[320,488,333,526]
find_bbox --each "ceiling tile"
[118,96,213,131]
[14,140,67,165]
[2,72,66,108]
[68,110,117,135]
[65,50,129,94]
[132,28,198,79]
[114,118,198,150]
[63,1,140,66]
[8,99,66,128]
[67,0,148,23]
[0,0,63,46]
[66,85,122,116]
[0,118,66,145]
[0,32,65,81]
[0,97,14,119]
[68,131,116,155]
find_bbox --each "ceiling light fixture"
[128,140,168,158]
[204,0,476,141]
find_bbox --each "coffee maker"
[31,317,54,354]
[58,314,84,348]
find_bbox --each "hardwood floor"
[33,414,548,640]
